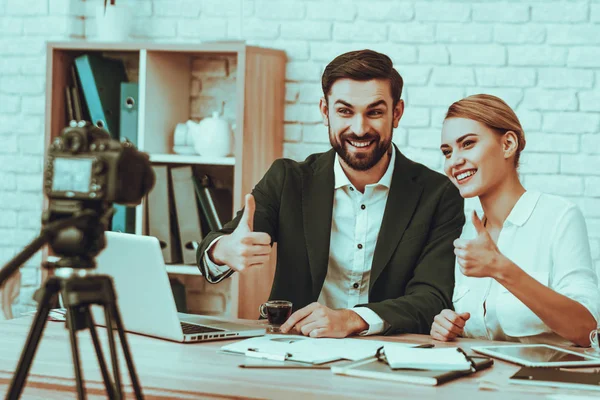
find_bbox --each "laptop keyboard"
[180,322,225,335]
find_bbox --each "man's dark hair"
[321,49,404,106]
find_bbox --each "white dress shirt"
[203,150,397,335]
[453,191,600,346]
[315,150,396,335]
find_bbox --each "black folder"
[192,174,232,233]
[332,355,493,386]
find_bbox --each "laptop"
[90,231,266,343]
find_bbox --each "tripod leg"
[8,280,58,398]
[109,303,144,399]
[67,306,86,400]
[104,307,123,399]
[85,308,116,399]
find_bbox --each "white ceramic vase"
[95,4,132,41]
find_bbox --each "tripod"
[0,212,144,399]
[9,267,143,399]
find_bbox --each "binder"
[119,82,138,146]
[74,54,127,138]
[192,174,233,233]
[111,82,139,234]
[170,166,204,264]
[147,165,181,264]
[64,86,74,123]
[70,65,85,122]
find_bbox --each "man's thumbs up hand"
[238,194,255,232]
[209,194,272,272]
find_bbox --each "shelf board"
[150,154,235,166]
[166,264,203,275]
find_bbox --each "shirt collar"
[504,190,541,227]
[334,146,396,190]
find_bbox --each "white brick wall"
[473,3,530,23]
[1,0,599,315]
[0,0,81,317]
[494,24,546,45]
[531,2,589,23]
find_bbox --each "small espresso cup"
[588,327,600,355]
[259,300,292,333]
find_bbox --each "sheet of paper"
[315,338,415,361]
[221,335,417,364]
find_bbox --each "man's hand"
[454,211,506,278]
[279,302,368,338]
[430,309,470,341]
[209,194,272,272]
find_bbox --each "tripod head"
[44,207,111,271]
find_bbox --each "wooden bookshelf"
[43,41,286,319]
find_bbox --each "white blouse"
[453,191,600,346]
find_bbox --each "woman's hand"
[454,211,508,278]
[430,309,470,341]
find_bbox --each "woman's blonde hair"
[445,94,526,167]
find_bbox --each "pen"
[245,348,292,362]
[239,364,330,369]
[414,344,435,349]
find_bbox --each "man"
[196,49,464,338]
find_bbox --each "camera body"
[44,127,123,204]
[44,123,153,209]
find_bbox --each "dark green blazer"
[197,147,465,335]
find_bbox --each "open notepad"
[220,335,419,364]
[383,346,475,371]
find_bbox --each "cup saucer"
[584,348,600,357]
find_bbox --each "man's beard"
[329,125,393,171]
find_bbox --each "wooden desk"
[0,317,597,399]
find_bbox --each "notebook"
[510,367,600,391]
[383,346,475,371]
[332,355,493,386]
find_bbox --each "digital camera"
[41,123,154,259]
[44,123,154,211]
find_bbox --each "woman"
[432,94,600,347]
